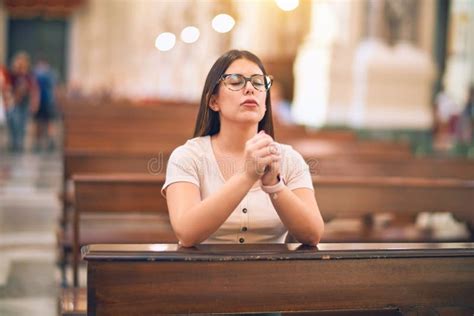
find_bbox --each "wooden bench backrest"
[73,173,474,227]
[315,176,474,225]
[72,174,172,286]
[74,174,167,214]
[314,157,474,179]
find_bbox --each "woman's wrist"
[261,175,285,194]
[241,170,261,187]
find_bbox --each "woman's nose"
[243,80,255,94]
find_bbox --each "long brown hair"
[193,50,274,138]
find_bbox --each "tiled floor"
[0,126,62,316]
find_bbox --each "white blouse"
[162,136,313,244]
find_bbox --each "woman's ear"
[209,95,219,112]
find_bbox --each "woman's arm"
[268,186,324,246]
[166,133,279,247]
[166,172,255,247]
[261,145,324,246]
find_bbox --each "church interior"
[0,0,473,315]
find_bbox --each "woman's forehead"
[225,58,262,75]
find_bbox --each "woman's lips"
[241,100,258,107]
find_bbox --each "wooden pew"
[312,156,474,179]
[64,173,474,315]
[64,173,474,285]
[289,139,413,160]
[83,242,474,315]
[60,102,195,221]
[64,150,474,182]
[60,174,175,288]
[316,176,474,224]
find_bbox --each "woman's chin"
[237,112,264,124]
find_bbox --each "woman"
[162,50,324,247]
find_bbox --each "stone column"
[293,0,362,127]
[443,0,474,108]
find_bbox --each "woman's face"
[211,58,267,126]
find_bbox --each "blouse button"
[242,208,248,214]
[241,226,248,232]
[239,237,245,243]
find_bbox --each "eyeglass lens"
[223,74,271,91]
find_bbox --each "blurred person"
[0,65,12,127]
[33,58,57,152]
[466,85,474,122]
[433,85,458,150]
[455,84,474,145]
[162,50,324,248]
[270,80,293,125]
[6,52,39,152]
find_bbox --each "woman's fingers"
[244,132,281,179]
[253,145,280,160]
[248,135,273,150]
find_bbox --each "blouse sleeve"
[161,144,200,197]
[281,145,314,191]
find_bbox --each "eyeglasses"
[219,74,273,92]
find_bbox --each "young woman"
[162,50,324,247]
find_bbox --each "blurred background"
[0,0,473,153]
[0,1,474,315]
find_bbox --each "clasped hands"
[244,130,281,186]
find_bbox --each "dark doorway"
[7,17,68,82]
[433,0,451,95]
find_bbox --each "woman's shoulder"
[276,142,302,159]
[170,136,210,159]
[276,141,310,173]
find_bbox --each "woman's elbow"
[178,238,198,248]
[174,231,199,248]
[173,227,203,248]
[302,221,325,246]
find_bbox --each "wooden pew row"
[64,150,474,180]
[60,153,474,272]
[61,151,474,252]
[61,99,199,117]
[65,174,175,287]
[62,100,356,143]
[314,156,474,179]
[60,101,413,221]
[82,243,474,315]
[316,176,474,224]
[290,139,412,160]
[60,136,416,224]
[275,124,357,142]
[60,173,474,315]
[64,173,474,285]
